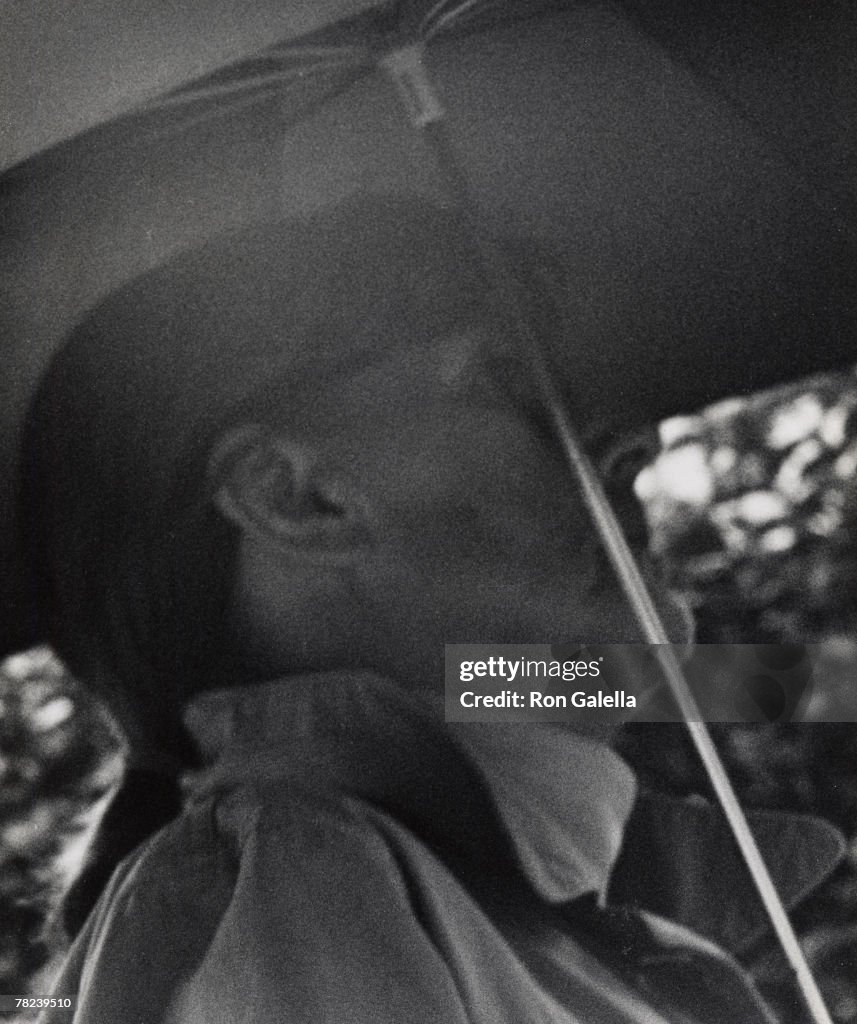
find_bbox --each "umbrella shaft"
[380,41,834,1024]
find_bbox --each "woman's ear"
[207,424,375,562]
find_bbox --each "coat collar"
[181,670,636,904]
[181,669,844,948]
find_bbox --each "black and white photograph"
[1,2,855,1022]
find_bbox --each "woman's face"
[294,327,692,692]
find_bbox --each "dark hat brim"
[2,1,855,654]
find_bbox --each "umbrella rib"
[419,0,460,35]
[136,54,370,116]
[421,0,492,40]
[262,43,369,60]
[121,80,344,151]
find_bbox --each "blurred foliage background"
[0,650,124,1001]
[621,370,857,1023]
[1,370,856,1019]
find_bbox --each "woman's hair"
[21,196,499,764]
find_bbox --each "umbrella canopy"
[0,0,378,174]
[1,0,855,652]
